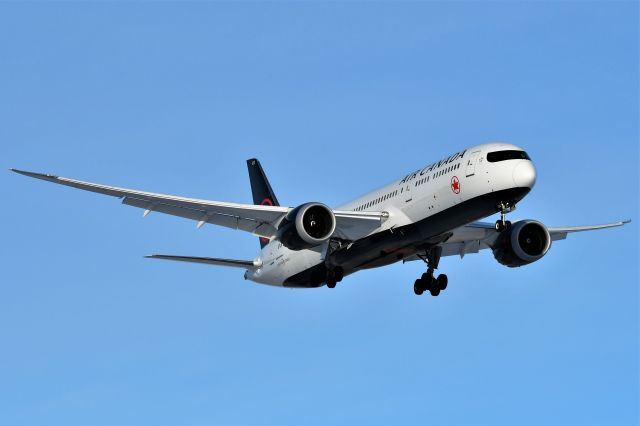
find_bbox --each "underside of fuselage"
[282,187,530,288]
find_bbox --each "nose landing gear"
[413,246,448,297]
[495,202,516,232]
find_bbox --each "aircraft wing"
[440,219,630,259]
[11,169,387,241]
[403,219,630,261]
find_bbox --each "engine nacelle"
[492,220,552,267]
[276,203,337,251]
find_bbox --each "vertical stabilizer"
[247,158,279,248]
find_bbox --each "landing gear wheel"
[414,246,448,297]
[421,273,434,288]
[327,280,336,289]
[495,220,512,232]
[437,274,448,290]
[496,202,515,232]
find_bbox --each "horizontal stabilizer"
[145,255,260,269]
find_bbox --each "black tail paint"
[247,158,279,248]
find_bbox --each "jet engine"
[492,220,551,267]
[276,203,337,250]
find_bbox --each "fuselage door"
[404,180,412,202]
[465,150,481,177]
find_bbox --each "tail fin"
[247,158,279,248]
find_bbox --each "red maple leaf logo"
[451,176,460,194]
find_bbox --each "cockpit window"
[487,150,530,162]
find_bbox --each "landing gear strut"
[495,202,515,232]
[414,246,448,297]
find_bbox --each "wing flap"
[333,210,388,241]
[122,196,277,236]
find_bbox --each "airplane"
[11,142,630,297]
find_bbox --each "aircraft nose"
[513,160,536,188]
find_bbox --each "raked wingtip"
[10,169,56,179]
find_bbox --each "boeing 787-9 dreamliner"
[12,142,629,297]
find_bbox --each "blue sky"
[1,2,638,425]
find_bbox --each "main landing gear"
[495,202,516,232]
[413,246,448,297]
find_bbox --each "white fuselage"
[246,142,536,286]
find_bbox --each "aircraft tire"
[413,280,424,296]
[421,273,433,288]
[437,274,448,290]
